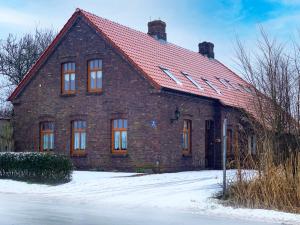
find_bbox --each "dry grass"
[226,152,300,213]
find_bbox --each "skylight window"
[182,72,203,90]
[217,77,231,89]
[160,67,182,85]
[202,78,222,95]
[243,86,252,93]
[228,81,242,92]
[238,84,246,93]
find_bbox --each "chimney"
[198,41,214,59]
[147,20,167,41]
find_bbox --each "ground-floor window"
[40,122,54,151]
[71,120,86,155]
[112,119,127,154]
[248,134,257,155]
[182,120,192,155]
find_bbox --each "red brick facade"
[11,16,246,172]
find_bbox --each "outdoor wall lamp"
[170,107,180,123]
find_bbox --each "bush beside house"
[0,152,73,183]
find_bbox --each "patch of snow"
[0,170,299,224]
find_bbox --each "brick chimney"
[147,20,167,41]
[198,41,214,59]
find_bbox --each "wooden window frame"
[111,119,128,155]
[61,62,76,95]
[88,59,102,93]
[182,120,192,156]
[40,122,54,152]
[71,120,87,156]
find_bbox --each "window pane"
[72,63,75,71]
[123,119,127,129]
[114,120,118,128]
[121,131,127,150]
[90,60,94,69]
[80,132,86,150]
[96,71,102,88]
[118,119,122,128]
[49,133,54,150]
[114,131,120,150]
[82,121,86,128]
[64,74,69,91]
[91,71,96,89]
[41,123,46,130]
[182,133,185,148]
[74,132,80,150]
[98,60,102,69]
[43,134,48,150]
[70,73,75,90]
[49,123,54,131]
[185,133,189,148]
[184,121,187,129]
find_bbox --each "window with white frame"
[182,72,203,90]
[202,78,222,94]
[160,67,182,85]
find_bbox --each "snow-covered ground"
[0,170,299,224]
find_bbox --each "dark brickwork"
[12,17,243,172]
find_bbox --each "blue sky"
[0,0,300,70]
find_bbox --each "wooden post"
[223,118,227,197]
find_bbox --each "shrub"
[0,152,73,184]
[226,151,300,213]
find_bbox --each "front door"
[205,120,215,168]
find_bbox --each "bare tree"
[0,28,56,86]
[235,27,300,160]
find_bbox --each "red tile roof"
[8,8,255,116]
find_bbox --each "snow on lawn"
[0,170,299,224]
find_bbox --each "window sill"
[111,151,128,158]
[40,150,54,153]
[86,91,103,96]
[182,151,192,157]
[71,152,87,158]
[60,93,76,97]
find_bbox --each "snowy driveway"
[0,170,299,225]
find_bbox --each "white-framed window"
[182,72,203,90]
[217,77,231,89]
[160,67,182,85]
[202,78,222,94]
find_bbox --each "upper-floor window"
[112,119,128,154]
[160,67,182,85]
[40,122,54,151]
[182,120,192,155]
[62,62,76,94]
[71,120,86,155]
[88,59,103,92]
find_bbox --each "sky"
[1,0,300,106]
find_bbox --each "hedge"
[0,152,73,183]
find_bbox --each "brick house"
[8,9,257,171]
